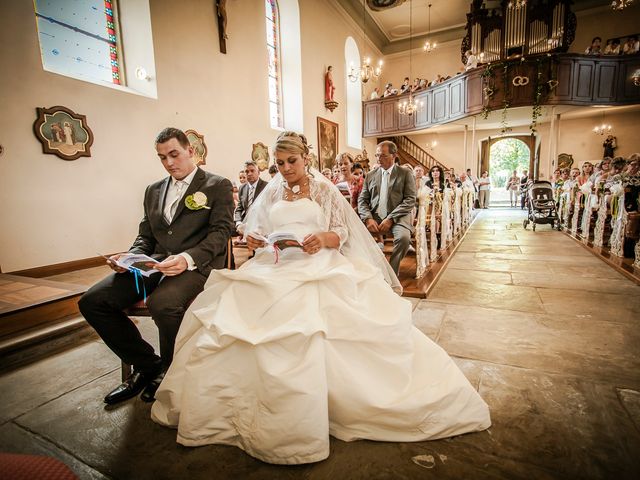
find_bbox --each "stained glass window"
[265,0,283,129]
[34,0,123,86]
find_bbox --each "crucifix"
[216,0,228,54]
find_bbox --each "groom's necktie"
[247,184,256,208]
[166,180,186,223]
[378,169,389,219]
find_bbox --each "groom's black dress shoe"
[140,371,165,403]
[104,371,154,405]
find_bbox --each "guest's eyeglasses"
[375,153,392,159]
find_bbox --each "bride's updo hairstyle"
[274,131,310,158]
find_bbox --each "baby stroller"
[522,180,560,231]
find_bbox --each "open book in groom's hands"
[101,253,160,277]
[247,232,304,251]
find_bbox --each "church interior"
[1,0,640,478]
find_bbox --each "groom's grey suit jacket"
[129,167,235,276]
[358,165,417,231]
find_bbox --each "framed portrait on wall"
[185,129,207,166]
[317,117,338,171]
[33,106,94,160]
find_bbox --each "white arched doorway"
[344,37,361,149]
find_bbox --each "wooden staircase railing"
[380,135,449,172]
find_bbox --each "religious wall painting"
[557,153,574,170]
[33,106,93,161]
[185,129,207,166]
[317,117,338,171]
[251,142,270,171]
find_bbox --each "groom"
[358,140,416,275]
[79,127,234,405]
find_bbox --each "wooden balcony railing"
[362,53,640,138]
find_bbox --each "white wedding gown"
[151,198,491,464]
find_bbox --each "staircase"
[379,136,449,171]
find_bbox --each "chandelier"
[423,4,436,53]
[508,0,527,9]
[400,0,423,116]
[611,0,634,11]
[632,69,640,86]
[348,0,383,83]
[593,123,612,135]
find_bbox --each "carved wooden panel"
[363,102,381,136]
[381,101,397,132]
[573,60,594,102]
[552,59,574,101]
[415,91,431,128]
[594,62,617,102]
[449,78,465,117]
[397,105,415,130]
[466,71,483,114]
[432,86,448,122]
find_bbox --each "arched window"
[344,37,362,149]
[265,0,283,129]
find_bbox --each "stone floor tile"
[428,279,544,314]
[411,303,446,340]
[456,244,522,254]
[462,362,640,480]
[0,341,117,424]
[518,245,592,256]
[511,271,640,295]
[439,268,513,286]
[474,252,602,264]
[546,263,628,280]
[0,422,108,480]
[617,388,640,432]
[537,288,640,322]
[447,256,552,274]
[436,304,640,389]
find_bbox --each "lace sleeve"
[312,181,349,248]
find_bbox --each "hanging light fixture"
[508,0,527,9]
[593,111,613,135]
[348,1,383,83]
[399,0,423,116]
[423,4,436,53]
[611,0,634,11]
[632,69,640,86]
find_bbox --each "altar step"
[0,274,94,371]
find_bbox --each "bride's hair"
[274,131,310,156]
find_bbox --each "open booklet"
[247,232,304,251]
[101,253,160,277]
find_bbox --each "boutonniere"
[185,191,211,210]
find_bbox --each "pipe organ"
[461,0,576,63]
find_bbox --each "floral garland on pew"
[608,182,627,257]
[415,186,432,278]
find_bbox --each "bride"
[151,131,491,464]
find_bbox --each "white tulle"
[151,198,491,465]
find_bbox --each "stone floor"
[1,208,639,479]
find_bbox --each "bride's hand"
[246,234,266,250]
[302,232,339,254]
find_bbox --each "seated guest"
[604,38,621,55]
[238,169,247,185]
[585,36,602,55]
[234,160,268,234]
[78,127,234,405]
[623,35,640,55]
[593,157,612,184]
[268,164,278,178]
[419,78,428,89]
[578,162,594,186]
[626,153,640,176]
[370,87,380,100]
[400,77,411,94]
[607,156,627,185]
[359,140,416,275]
[332,163,342,183]
[414,165,426,190]
[465,50,478,71]
[231,182,239,205]
[447,170,462,188]
[410,77,421,92]
[589,161,602,183]
[335,152,355,203]
[383,83,397,97]
[425,165,446,192]
[322,167,332,180]
[350,162,365,209]
[460,171,475,190]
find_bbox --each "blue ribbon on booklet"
[100,253,160,304]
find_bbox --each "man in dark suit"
[520,169,529,209]
[358,140,416,275]
[234,160,268,234]
[79,128,234,405]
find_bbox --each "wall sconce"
[632,69,640,87]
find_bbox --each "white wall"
[0,0,376,271]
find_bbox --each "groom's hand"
[107,253,128,273]
[155,255,187,276]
